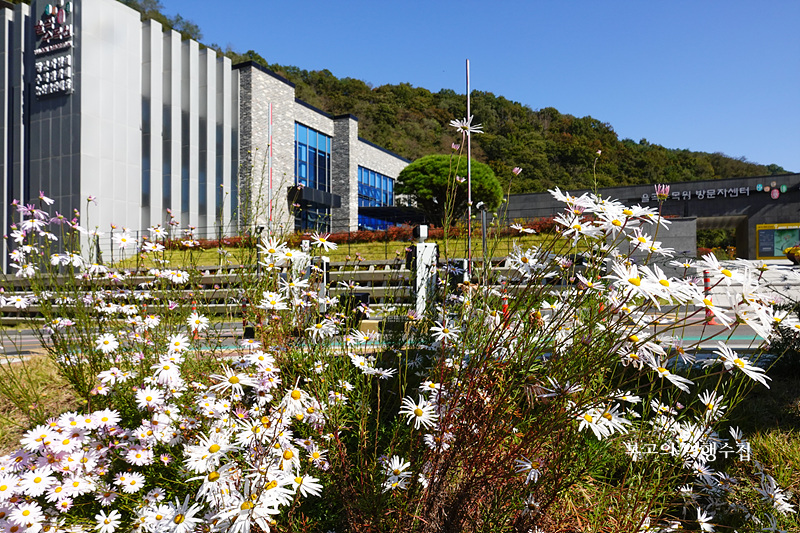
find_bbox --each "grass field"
[112,232,587,269]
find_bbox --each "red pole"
[191,295,199,340]
[501,281,509,327]
[703,270,719,325]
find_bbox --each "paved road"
[0,329,49,362]
[3,258,794,361]
[0,318,773,363]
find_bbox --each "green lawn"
[113,232,581,268]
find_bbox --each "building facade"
[236,61,408,235]
[504,173,800,260]
[0,0,408,268]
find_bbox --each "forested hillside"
[226,52,788,193]
[15,0,787,194]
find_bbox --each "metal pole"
[466,59,472,276]
[481,207,487,267]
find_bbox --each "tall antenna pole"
[466,59,472,275]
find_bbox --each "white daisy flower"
[399,396,438,430]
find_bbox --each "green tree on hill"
[396,155,503,226]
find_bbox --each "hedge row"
[160,218,559,250]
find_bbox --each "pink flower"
[512,167,522,176]
[39,191,54,205]
[654,184,670,201]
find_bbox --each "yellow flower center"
[413,408,423,417]
[628,277,641,286]
[733,358,745,368]
[583,414,593,423]
[240,501,254,510]
[659,279,669,287]
[283,450,294,460]
[721,269,732,277]
[291,390,302,401]
[209,444,221,453]
[229,376,240,384]
[173,514,185,524]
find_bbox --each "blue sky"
[163,0,800,173]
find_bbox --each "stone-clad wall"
[330,116,410,233]
[237,63,295,234]
[331,116,357,233]
[353,136,409,226]
[295,101,333,136]
[355,138,409,185]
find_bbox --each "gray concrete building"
[504,174,800,259]
[0,0,408,269]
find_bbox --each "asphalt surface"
[1,260,793,361]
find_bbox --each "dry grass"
[729,374,800,529]
[0,355,80,454]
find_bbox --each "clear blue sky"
[163,0,799,173]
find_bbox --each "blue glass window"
[357,165,395,230]
[295,123,333,231]
[295,123,330,193]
